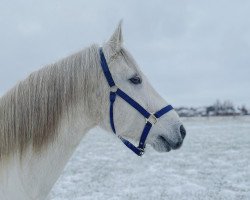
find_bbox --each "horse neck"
[0,108,95,200]
[0,45,103,200]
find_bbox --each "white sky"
[0,0,249,107]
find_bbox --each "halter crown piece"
[99,48,174,156]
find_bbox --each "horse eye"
[129,75,142,84]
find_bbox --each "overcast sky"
[0,0,249,107]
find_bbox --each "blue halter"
[99,48,174,156]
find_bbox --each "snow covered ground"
[48,117,250,200]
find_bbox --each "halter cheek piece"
[99,48,174,156]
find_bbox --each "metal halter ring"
[110,85,118,93]
[145,114,158,125]
[138,149,145,156]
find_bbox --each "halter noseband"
[99,48,174,156]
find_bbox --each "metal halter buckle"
[110,85,118,93]
[145,114,158,125]
[138,148,145,156]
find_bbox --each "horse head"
[99,22,186,153]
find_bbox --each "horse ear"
[108,20,123,52]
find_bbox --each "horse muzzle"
[154,124,186,152]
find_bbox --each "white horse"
[0,22,186,200]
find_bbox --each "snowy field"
[48,117,250,200]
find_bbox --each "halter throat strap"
[99,48,173,156]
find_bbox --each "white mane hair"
[0,44,107,161]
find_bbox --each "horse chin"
[151,135,172,153]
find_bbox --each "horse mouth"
[153,135,172,152]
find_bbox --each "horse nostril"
[173,141,182,149]
[180,125,186,139]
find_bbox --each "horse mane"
[0,44,102,161]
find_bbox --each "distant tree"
[211,100,235,116]
[223,100,234,110]
[213,100,222,115]
[206,106,215,116]
[223,100,235,115]
[239,105,248,115]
